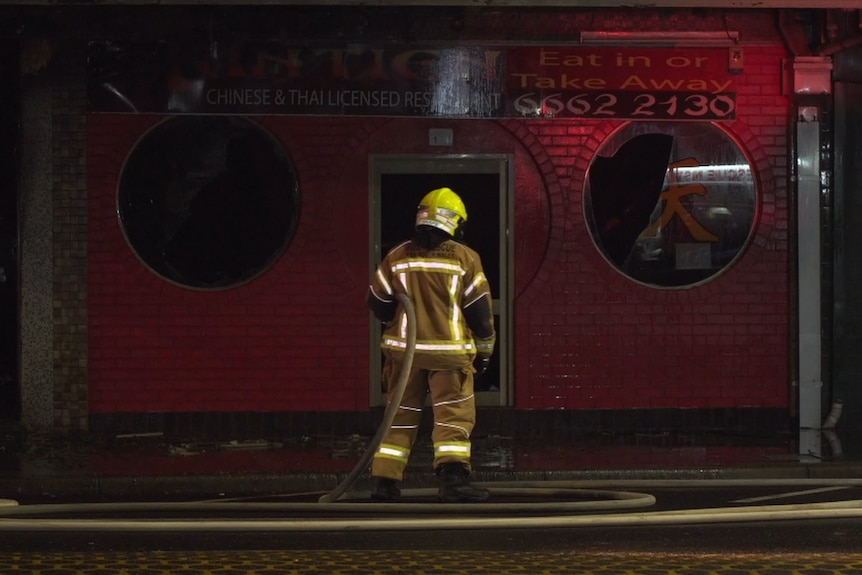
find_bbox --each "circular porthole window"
[584,122,757,288]
[118,116,300,289]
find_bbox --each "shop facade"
[1,6,857,450]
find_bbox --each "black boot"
[437,463,489,503]
[370,477,401,502]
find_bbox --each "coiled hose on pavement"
[318,292,417,503]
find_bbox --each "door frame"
[368,154,514,407]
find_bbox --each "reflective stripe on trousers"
[371,361,475,481]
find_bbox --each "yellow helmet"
[415,187,467,237]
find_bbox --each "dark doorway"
[381,173,501,392]
[371,155,511,405]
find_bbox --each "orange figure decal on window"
[642,157,718,242]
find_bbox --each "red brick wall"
[508,45,790,410]
[88,116,376,413]
[87,45,790,414]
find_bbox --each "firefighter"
[366,187,496,503]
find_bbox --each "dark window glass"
[118,116,300,289]
[584,122,757,288]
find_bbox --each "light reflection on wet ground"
[0,422,842,476]
[1,415,860,496]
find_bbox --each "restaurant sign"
[87,42,736,121]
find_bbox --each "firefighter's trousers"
[371,359,476,481]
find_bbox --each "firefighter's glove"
[473,355,491,375]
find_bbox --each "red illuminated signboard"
[87,43,735,120]
[506,47,736,120]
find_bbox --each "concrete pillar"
[791,56,832,458]
[18,62,54,431]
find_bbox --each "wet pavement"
[3,418,862,575]
[0,418,860,503]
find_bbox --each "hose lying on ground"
[2,498,862,532]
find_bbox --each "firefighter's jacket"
[368,238,496,370]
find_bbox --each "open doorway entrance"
[369,154,513,407]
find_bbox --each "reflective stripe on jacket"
[369,239,496,370]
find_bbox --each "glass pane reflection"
[584,122,757,288]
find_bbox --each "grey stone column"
[18,58,54,432]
